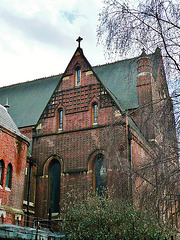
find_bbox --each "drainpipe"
[26,157,35,227]
[48,208,52,231]
[126,115,133,202]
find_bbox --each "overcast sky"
[0,0,107,87]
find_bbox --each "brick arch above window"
[73,62,81,71]
[88,149,109,172]
[42,155,64,176]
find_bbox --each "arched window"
[0,160,4,186]
[92,103,98,124]
[93,154,107,196]
[58,108,63,130]
[6,164,12,189]
[49,160,61,213]
[76,67,81,86]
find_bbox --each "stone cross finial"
[76,36,83,48]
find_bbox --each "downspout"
[126,114,133,202]
[26,156,35,227]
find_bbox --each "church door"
[49,160,61,213]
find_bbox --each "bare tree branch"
[97,0,180,74]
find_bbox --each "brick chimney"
[137,48,152,89]
[136,49,155,140]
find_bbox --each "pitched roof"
[0,75,61,128]
[93,57,138,110]
[0,104,29,143]
[93,49,161,111]
[0,49,160,128]
[0,104,20,133]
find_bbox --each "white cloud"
[0,0,105,87]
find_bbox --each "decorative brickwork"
[30,47,157,220]
[0,45,178,229]
[41,83,114,119]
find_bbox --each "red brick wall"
[32,48,134,219]
[20,126,34,140]
[0,127,29,224]
[131,133,154,207]
[31,48,158,219]
[33,122,129,218]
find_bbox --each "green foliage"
[59,192,173,239]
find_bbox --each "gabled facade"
[32,47,130,218]
[0,43,179,229]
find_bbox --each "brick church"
[0,38,179,227]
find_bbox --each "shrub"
[59,192,174,239]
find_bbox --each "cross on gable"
[76,36,83,48]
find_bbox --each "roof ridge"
[92,58,137,69]
[1,52,156,89]
[92,52,155,69]
[0,73,63,89]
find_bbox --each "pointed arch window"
[93,154,107,196]
[92,103,98,124]
[58,108,63,130]
[6,164,12,189]
[76,67,81,86]
[0,160,4,186]
[49,160,61,213]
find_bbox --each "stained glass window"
[92,103,98,124]
[0,161,4,185]
[58,109,63,130]
[94,155,107,196]
[76,68,81,85]
[6,164,12,189]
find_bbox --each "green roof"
[93,58,138,110]
[0,50,160,128]
[0,75,61,128]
